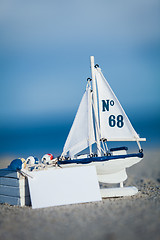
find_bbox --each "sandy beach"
[0,148,160,240]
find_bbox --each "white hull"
[94,156,142,183]
[60,155,143,198]
[61,156,143,183]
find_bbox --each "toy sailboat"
[0,56,146,207]
[58,56,146,197]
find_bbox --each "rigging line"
[87,78,102,155]
[60,151,64,157]
[101,140,106,153]
[92,97,101,137]
[88,84,93,155]
[100,138,109,152]
[136,140,142,151]
[87,77,92,90]
[91,97,106,154]
[95,140,106,154]
[100,139,109,154]
[104,141,109,152]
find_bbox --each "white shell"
[41,154,52,164]
[26,156,36,166]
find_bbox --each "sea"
[0,114,159,160]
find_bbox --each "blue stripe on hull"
[58,152,143,165]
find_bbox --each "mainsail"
[63,85,95,158]
[95,67,140,141]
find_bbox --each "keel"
[100,186,138,198]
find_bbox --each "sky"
[0,0,160,128]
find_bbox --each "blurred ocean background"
[0,0,160,159]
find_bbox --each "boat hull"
[58,153,143,184]
[94,156,142,183]
[93,155,142,175]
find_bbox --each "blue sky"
[0,0,160,127]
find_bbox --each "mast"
[90,56,101,156]
[88,82,93,155]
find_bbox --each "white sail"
[63,85,95,158]
[95,67,140,141]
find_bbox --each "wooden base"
[0,168,31,206]
[0,167,139,206]
[100,186,138,198]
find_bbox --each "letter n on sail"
[102,100,110,112]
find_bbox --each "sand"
[0,148,160,240]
